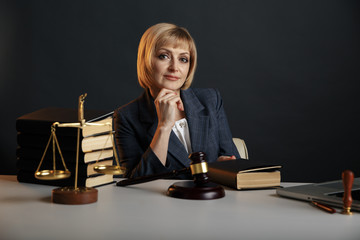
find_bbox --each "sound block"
[167,181,225,200]
[52,186,98,204]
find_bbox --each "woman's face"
[150,43,190,96]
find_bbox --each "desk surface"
[0,175,359,240]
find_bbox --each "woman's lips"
[164,75,179,81]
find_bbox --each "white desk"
[0,175,359,240]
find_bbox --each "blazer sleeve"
[213,88,241,159]
[113,109,171,178]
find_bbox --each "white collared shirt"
[172,118,192,153]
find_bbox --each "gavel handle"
[342,170,354,211]
[116,167,189,186]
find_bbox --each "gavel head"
[188,152,209,185]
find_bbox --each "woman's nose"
[168,59,178,72]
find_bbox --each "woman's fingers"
[155,89,184,111]
[217,155,236,161]
[154,89,185,128]
[177,99,184,111]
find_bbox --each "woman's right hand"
[154,88,184,129]
[150,88,184,165]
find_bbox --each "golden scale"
[34,93,124,204]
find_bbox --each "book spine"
[82,118,112,137]
[81,134,113,152]
[208,167,238,189]
[84,149,113,163]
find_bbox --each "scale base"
[52,186,98,204]
[167,181,225,200]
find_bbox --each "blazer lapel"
[167,131,191,167]
[181,89,209,154]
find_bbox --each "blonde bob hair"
[137,23,197,90]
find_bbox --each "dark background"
[1,0,359,182]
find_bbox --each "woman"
[114,23,240,178]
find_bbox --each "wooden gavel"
[117,152,210,187]
[117,152,225,200]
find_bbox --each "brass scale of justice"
[34,93,125,204]
[34,94,226,204]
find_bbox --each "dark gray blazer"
[113,88,240,178]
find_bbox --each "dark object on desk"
[207,159,281,190]
[117,152,225,200]
[341,170,354,215]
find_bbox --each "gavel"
[117,152,225,200]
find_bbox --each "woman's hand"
[154,88,184,129]
[217,155,236,161]
[150,88,184,166]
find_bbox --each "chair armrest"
[232,138,249,159]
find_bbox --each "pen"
[310,201,337,214]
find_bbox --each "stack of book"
[16,107,116,187]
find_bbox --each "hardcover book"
[208,159,281,190]
[16,107,112,135]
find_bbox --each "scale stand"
[34,93,124,204]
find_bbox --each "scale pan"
[94,165,125,175]
[35,170,71,180]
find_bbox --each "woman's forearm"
[150,125,172,166]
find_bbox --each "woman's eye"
[158,54,169,60]
[180,57,189,63]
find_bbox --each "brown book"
[208,159,281,190]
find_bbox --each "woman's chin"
[159,85,182,92]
